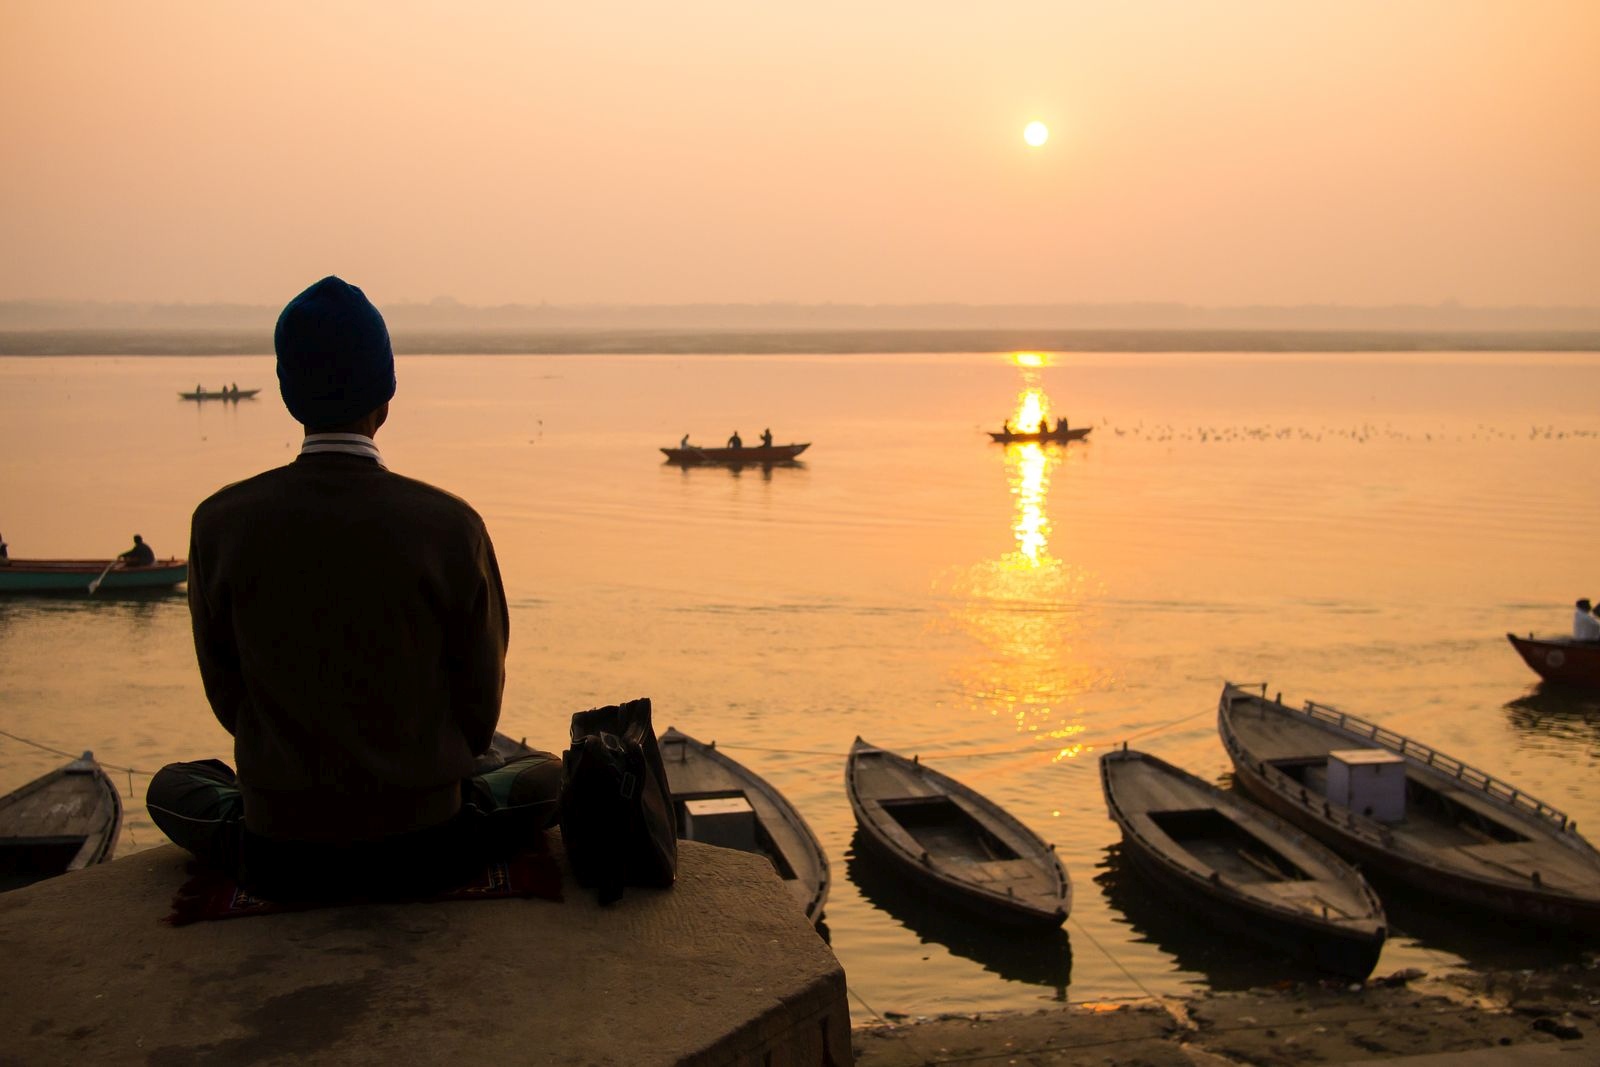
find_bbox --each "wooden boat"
[489,729,830,925]
[661,442,809,465]
[1219,681,1600,931]
[846,829,1072,990]
[0,559,188,593]
[845,738,1069,927]
[0,752,123,893]
[987,426,1091,443]
[1100,746,1386,979]
[180,388,260,401]
[1507,633,1600,689]
[660,727,829,925]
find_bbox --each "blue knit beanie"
[275,276,396,428]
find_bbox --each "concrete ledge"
[0,839,851,1065]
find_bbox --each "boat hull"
[846,738,1069,928]
[1219,682,1600,932]
[662,443,810,465]
[0,559,188,593]
[1508,633,1600,689]
[987,427,1091,443]
[1116,835,1382,979]
[0,753,122,893]
[1101,748,1385,980]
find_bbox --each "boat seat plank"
[1260,884,1361,920]
[855,771,942,802]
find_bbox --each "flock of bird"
[1100,421,1600,445]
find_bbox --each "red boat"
[661,443,809,465]
[1507,633,1600,689]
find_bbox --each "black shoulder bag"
[559,697,678,904]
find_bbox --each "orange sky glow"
[1,2,1597,306]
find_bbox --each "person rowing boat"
[118,535,155,567]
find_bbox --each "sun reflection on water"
[1012,385,1051,434]
[935,376,1108,756]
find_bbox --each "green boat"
[0,559,188,593]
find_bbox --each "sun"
[1023,120,1049,147]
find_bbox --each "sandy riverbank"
[852,961,1596,1065]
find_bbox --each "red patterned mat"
[164,849,563,926]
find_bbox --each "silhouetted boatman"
[147,275,559,901]
[1575,598,1600,642]
[760,428,773,448]
[118,534,155,567]
[727,430,743,448]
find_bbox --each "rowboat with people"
[661,443,810,465]
[180,387,259,401]
[987,425,1091,443]
[0,751,123,893]
[1218,681,1600,931]
[1101,745,1386,979]
[1506,633,1600,689]
[0,559,188,593]
[846,738,1070,927]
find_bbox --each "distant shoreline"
[3,328,1599,356]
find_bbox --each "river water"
[2,350,1597,1015]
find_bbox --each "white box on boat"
[683,796,757,852]
[1327,749,1406,822]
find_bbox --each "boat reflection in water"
[663,458,807,482]
[1356,869,1593,975]
[846,830,1072,998]
[937,374,1107,754]
[1094,842,1331,991]
[1504,685,1600,747]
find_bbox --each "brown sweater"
[188,451,509,843]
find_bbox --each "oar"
[87,559,120,594]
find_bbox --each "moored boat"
[846,829,1072,991]
[987,426,1091,443]
[489,729,831,925]
[1219,681,1600,931]
[661,443,809,465]
[0,751,123,892]
[660,727,829,925]
[1101,746,1386,979]
[845,738,1070,927]
[0,559,188,593]
[1507,633,1600,689]
[180,388,260,401]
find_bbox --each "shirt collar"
[299,433,386,469]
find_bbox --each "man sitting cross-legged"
[148,276,558,901]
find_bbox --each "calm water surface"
[2,351,1598,1015]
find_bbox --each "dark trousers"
[146,753,561,901]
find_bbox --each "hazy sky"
[2,2,1597,306]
